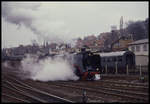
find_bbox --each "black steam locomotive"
[71,50,101,80]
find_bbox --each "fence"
[102,64,148,76]
[129,65,148,76]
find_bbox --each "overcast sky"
[2,2,148,48]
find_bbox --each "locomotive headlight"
[96,68,99,71]
[95,74,101,80]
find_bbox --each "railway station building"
[128,39,149,66]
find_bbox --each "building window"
[136,45,140,52]
[143,44,147,51]
[131,46,135,52]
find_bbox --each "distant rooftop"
[128,39,148,45]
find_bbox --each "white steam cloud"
[2,2,73,44]
[2,2,79,81]
[20,54,79,81]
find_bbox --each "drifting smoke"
[2,2,79,81]
[20,54,79,81]
[2,2,73,44]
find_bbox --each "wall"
[128,43,149,66]
[135,55,149,66]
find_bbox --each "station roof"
[128,39,148,45]
[99,51,126,57]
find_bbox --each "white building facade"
[128,39,149,66]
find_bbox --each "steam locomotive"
[71,50,101,80]
[60,48,101,81]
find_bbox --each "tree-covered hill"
[125,18,149,41]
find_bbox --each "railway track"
[56,81,148,95]
[2,64,149,103]
[3,75,149,103]
[3,81,48,103]
[23,79,148,103]
[4,76,113,102]
[82,82,147,93]
[48,82,148,102]
[31,82,120,102]
[2,77,74,103]
[25,81,121,102]
[2,93,30,103]
[2,83,43,103]
[54,79,148,93]
[73,80,148,93]
[99,79,148,87]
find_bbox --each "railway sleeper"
[2,93,31,103]
[4,78,74,103]
[51,83,148,102]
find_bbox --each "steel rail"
[5,76,74,103]
[98,83,148,91]
[24,81,115,103]
[57,81,148,97]
[3,81,47,103]
[45,83,134,102]
[6,76,114,103]
[49,83,148,102]
[2,93,31,103]
[9,82,73,103]
[99,80,148,87]
[69,81,148,93]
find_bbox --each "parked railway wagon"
[98,51,135,74]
